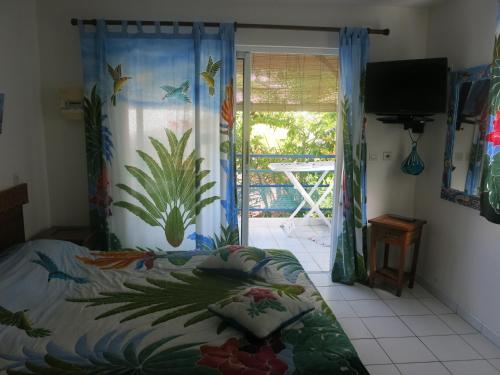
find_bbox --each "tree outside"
[235,111,337,217]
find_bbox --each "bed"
[0,184,368,374]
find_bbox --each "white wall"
[36,0,429,226]
[417,0,500,342]
[0,0,50,237]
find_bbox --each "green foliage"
[282,312,365,375]
[67,269,250,327]
[114,128,219,247]
[7,334,211,375]
[67,268,305,328]
[235,111,336,217]
[247,300,285,317]
[486,152,500,213]
[490,35,500,113]
[213,225,240,248]
[310,291,336,319]
[266,249,304,283]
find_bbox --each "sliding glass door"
[235,48,338,272]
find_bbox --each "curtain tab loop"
[136,21,143,33]
[77,19,84,33]
[154,21,161,34]
[192,22,204,37]
[173,22,179,34]
[121,20,127,34]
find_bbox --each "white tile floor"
[247,217,331,272]
[307,272,500,374]
[248,217,500,374]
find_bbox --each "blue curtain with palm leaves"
[331,28,369,284]
[79,20,239,251]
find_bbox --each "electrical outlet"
[382,151,392,161]
[369,152,378,161]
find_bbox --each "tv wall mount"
[376,115,434,133]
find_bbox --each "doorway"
[235,48,339,272]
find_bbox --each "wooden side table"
[32,226,97,249]
[368,215,426,296]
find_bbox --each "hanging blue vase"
[401,142,425,175]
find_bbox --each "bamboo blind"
[236,53,339,112]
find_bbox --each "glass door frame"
[235,45,338,249]
[236,50,252,245]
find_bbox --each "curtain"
[481,4,500,223]
[79,20,239,250]
[331,28,369,284]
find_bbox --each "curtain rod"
[70,18,390,36]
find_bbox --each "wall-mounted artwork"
[0,94,4,134]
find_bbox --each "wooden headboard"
[0,183,28,252]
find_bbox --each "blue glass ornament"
[401,141,425,175]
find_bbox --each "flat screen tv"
[364,57,448,116]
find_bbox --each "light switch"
[369,152,378,161]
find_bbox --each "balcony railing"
[236,153,335,217]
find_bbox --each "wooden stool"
[368,215,426,297]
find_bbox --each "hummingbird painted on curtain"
[107,63,131,106]
[0,305,51,337]
[160,81,191,103]
[32,252,89,284]
[201,56,222,96]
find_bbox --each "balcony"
[237,153,334,272]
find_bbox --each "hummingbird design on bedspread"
[107,63,131,106]
[32,251,89,284]
[160,80,191,103]
[0,305,51,337]
[201,56,222,96]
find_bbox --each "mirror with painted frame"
[441,64,490,209]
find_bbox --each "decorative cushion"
[208,286,315,339]
[197,245,270,276]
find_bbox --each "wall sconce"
[59,88,83,120]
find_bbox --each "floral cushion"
[197,245,270,276]
[208,286,315,339]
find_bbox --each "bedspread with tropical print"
[0,240,368,375]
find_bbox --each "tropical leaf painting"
[283,311,365,374]
[486,152,500,213]
[481,13,500,221]
[67,269,306,328]
[266,250,305,283]
[67,269,251,327]
[331,28,369,284]
[3,331,206,375]
[187,225,239,251]
[114,128,219,248]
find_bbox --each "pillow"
[208,286,315,339]
[197,245,270,276]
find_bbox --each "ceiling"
[231,0,445,7]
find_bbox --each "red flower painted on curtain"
[197,337,288,375]
[221,79,235,129]
[486,110,500,146]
